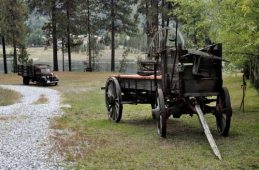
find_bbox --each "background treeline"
[171,0,259,92]
[0,0,258,91]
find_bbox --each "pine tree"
[59,0,79,71]
[0,1,7,73]
[27,0,60,71]
[18,45,30,64]
[99,0,138,72]
[0,0,27,73]
[138,0,171,51]
[77,0,103,71]
[0,36,8,74]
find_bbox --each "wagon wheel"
[215,87,232,136]
[155,88,167,138]
[105,77,123,123]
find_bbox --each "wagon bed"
[114,74,161,91]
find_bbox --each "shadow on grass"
[120,116,242,142]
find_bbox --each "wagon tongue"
[193,100,222,160]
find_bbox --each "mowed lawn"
[0,72,258,169]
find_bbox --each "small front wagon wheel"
[216,87,232,136]
[105,77,123,123]
[155,88,167,138]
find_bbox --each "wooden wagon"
[104,28,232,159]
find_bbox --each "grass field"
[0,86,21,106]
[2,47,144,63]
[0,72,258,169]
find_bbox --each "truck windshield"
[41,68,51,74]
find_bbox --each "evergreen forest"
[0,0,258,91]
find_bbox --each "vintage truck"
[18,64,59,86]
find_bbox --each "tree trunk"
[147,0,159,58]
[62,38,65,72]
[52,0,59,71]
[146,1,150,49]
[155,0,159,31]
[150,0,159,37]
[162,0,165,28]
[2,36,8,74]
[111,0,115,72]
[66,2,72,72]
[13,33,17,73]
[87,0,92,71]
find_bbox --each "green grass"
[0,72,258,169]
[49,73,259,169]
[0,87,21,106]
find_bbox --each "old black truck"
[18,64,59,86]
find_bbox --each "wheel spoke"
[108,104,113,112]
[114,106,118,120]
[221,114,226,130]
[112,106,116,120]
[110,106,114,119]
[107,82,114,98]
[112,83,117,98]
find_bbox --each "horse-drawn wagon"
[104,28,232,159]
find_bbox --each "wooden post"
[239,74,246,112]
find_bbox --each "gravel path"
[0,85,64,170]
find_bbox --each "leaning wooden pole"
[195,104,222,160]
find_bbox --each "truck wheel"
[23,77,30,85]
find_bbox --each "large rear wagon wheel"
[105,77,123,123]
[155,88,167,138]
[216,87,232,136]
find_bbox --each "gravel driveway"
[0,85,64,169]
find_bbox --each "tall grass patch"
[0,87,21,106]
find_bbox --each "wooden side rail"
[114,74,162,80]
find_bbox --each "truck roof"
[34,64,51,69]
